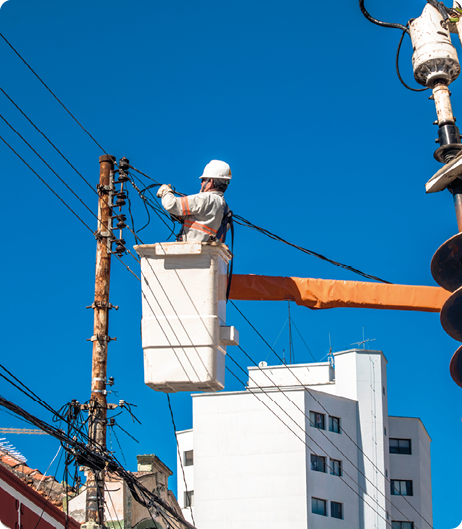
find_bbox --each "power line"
[0,112,98,220]
[290,318,317,362]
[224,361,395,529]
[115,239,420,527]
[166,395,195,526]
[0,135,95,233]
[230,300,433,529]
[1,134,141,281]
[124,164,391,284]
[0,394,195,529]
[0,32,107,153]
[230,346,418,528]
[0,86,102,197]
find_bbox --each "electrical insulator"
[409,4,462,167]
[407,4,462,388]
[115,192,127,207]
[117,157,130,183]
[409,4,460,87]
[114,239,126,255]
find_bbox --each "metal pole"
[85,154,115,528]
[450,178,462,233]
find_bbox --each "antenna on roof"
[328,333,334,367]
[0,438,27,464]
[351,327,376,350]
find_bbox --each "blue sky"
[0,0,460,527]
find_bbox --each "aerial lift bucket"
[135,241,239,393]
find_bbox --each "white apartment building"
[176,349,432,529]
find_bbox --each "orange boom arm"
[229,274,451,312]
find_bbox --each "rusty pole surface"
[85,154,115,526]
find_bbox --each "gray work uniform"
[161,190,227,242]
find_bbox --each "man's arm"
[162,192,207,217]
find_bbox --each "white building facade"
[177,349,432,529]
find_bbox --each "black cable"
[0,32,107,153]
[166,395,196,526]
[229,346,418,527]
[125,165,390,283]
[224,363,395,529]
[233,214,391,283]
[359,0,408,31]
[289,318,317,362]
[33,446,65,529]
[0,395,195,529]
[396,27,429,92]
[1,134,141,282]
[0,86,101,196]
[0,135,95,233]
[230,300,434,529]
[125,188,142,244]
[0,112,102,218]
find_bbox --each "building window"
[331,501,343,520]
[329,416,341,434]
[389,439,411,455]
[330,459,342,477]
[184,450,194,466]
[310,411,325,430]
[184,490,194,508]
[310,454,326,473]
[312,497,327,516]
[391,480,413,496]
[384,427,387,436]
[392,522,414,529]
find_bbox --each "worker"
[157,159,232,242]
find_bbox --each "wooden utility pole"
[84,154,116,528]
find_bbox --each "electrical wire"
[0,87,145,256]
[0,135,95,233]
[223,363,395,529]
[1,134,141,282]
[0,86,102,197]
[0,112,100,219]
[166,395,196,526]
[35,445,62,492]
[290,318,317,362]
[0,394,195,529]
[115,234,420,527]
[0,32,107,153]
[229,346,418,528]
[125,165,390,283]
[230,300,433,529]
[32,445,65,529]
[359,0,408,31]
[396,26,429,92]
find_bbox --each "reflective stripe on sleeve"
[183,220,217,235]
[181,197,191,216]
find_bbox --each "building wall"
[0,464,80,529]
[388,416,433,529]
[176,429,194,526]
[178,349,433,529]
[193,389,308,529]
[334,350,390,528]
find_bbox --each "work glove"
[157,184,173,199]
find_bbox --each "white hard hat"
[199,160,232,180]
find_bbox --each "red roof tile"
[1,455,20,467]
